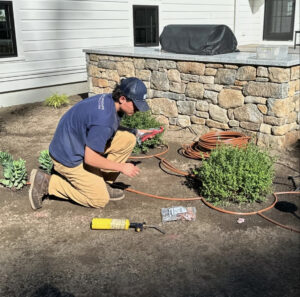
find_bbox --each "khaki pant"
[48,131,136,208]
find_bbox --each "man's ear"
[119,95,127,104]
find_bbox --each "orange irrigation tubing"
[129,144,169,159]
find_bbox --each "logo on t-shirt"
[98,95,105,110]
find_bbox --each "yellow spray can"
[91,218,165,234]
[91,218,130,230]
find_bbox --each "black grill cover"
[160,25,238,55]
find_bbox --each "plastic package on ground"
[256,45,288,60]
[161,206,196,222]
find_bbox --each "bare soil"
[0,95,299,297]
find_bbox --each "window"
[133,5,159,46]
[263,0,296,41]
[0,1,17,58]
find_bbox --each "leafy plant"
[38,150,53,174]
[121,111,164,154]
[0,158,27,190]
[0,151,13,166]
[44,93,69,108]
[193,143,275,205]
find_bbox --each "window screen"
[133,5,159,46]
[263,0,296,41]
[0,1,17,57]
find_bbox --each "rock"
[225,64,238,69]
[177,101,196,115]
[180,74,199,82]
[206,64,224,68]
[243,81,289,99]
[196,100,209,112]
[145,59,159,70]
[244,96,266,104]
[199,76,214,84]
[240,122,260,131]
[151,71,169,91]
[256,133,285,149]
[88,65,100,77]
[257,66,268,77]
[228,120,239,127]
[185,82,204,99]
[159,60,177,69]
[234,104,263,123]
[116,61,135,77]
[209,104,229,123]
[237,66,256,81]
[291,65,300,80]
[272,123,298,136]
[170,82,186,94]
[154,115,169,126]
[263,116,286,126]
[269,67,290,83]
[136,69,151,81]
[204,90,218,104]
[101,70,120,82]
[267,97,294,117]
[177,115,191,127]
[218,89,244,108]
[257,104,268,114]
[214,69,237,85]
[190,116,206,125]
[177,62,205,75]
[133,58,145,69]
[206,119,229,129]
[256,77,269,82]
[147,98,178,117]
[167,69,181,82]
[204,84,223,92]
[260,123,272,134]
[98,60,116,70]
[195,111,209,118]
[205,68,217,76]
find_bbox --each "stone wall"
[86,54,300,149]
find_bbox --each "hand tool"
[91,218,165,234]
[137,126,164,145]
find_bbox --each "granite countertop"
[83,46,300,67]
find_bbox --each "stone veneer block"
[147,98,178,117]
[234,104,263,123]
[236,66,256,81]
[243,81,289,99]
[186,82,204,99]
[269,67,290,83]
[218,89,244,108]
[177,62,205,75]
[214,69,237,85]
[151,71,170,91]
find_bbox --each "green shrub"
[45,93,69,108]
[0,158,27,190]
[121,111,164,154]
[38,150,53,174]
[193,143,275,205]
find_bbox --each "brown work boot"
[28,169,51,210]
[106,183,125,201]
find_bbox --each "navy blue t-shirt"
[49,94,120,167]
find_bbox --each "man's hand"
[121,163,140,177]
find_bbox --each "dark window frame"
[0,1,17,58]
[263,0,296,41]
[133,5,159,47]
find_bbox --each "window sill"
[0,56,26,63]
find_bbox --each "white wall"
[1,0,299,107]
[0,0,131,106]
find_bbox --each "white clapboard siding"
[22,28,129,41]
[0,0,131,95]
[161,0,234,32]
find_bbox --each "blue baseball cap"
[120,77,149,112]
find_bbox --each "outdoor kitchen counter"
[83,46,300,149]
[83,46,300,67]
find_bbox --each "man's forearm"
[84,146,123,172]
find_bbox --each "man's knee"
[117,131,136,150]
[87,193,109,208]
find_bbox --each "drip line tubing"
[128,131,299,233]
